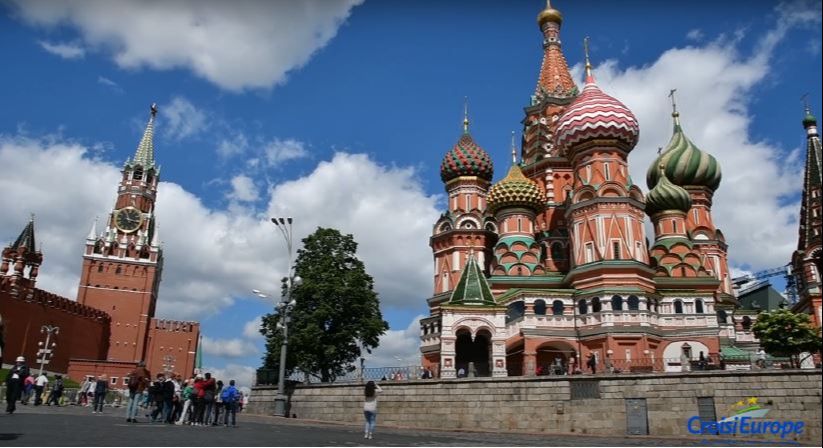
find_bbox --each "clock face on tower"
[115,207,143,233]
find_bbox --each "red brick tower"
[1,217,43,294]
[76,104,163,363]
[791,106,823,326]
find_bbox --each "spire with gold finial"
[131,103,158,169]
[537,0,563,28]
[583,36,595,84]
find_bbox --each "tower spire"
[669,89,681,129]
[583,36,595,84]
[463,97,469,134]
[511,131,517,165]
[133,103,157,168]
[534,0,576,100]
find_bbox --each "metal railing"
[253,352,822,385]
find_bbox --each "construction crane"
[731,263,798,304]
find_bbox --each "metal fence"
[254,353,818,385]
[0,386,129,406]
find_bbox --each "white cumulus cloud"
[162,96,207,141]
[38,40,85,59]
[227,175,259,203]
[12,0,364,91]
[242,316,264,340]
[201,336,259,358]
[264,138,309,167]
[201,363,256,389]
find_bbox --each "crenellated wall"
[144,318,199,377]
[250,370,822,445]
[0,283,110,372]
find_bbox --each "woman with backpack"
[212,380,224,426]
[201,372,216,425]
[363,380,383,440]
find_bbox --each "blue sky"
[1,0,820,385]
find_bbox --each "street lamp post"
[37,325,60,376]
[266,216,302,417]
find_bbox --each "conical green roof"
[647,112,721,192]
[448,252,496,306]
[128,104,157,169]
[645,165,692,216]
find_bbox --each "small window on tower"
[116,266,122,275]
[98,265,103,273]
[133,169,143,181]
[613,241,621,260]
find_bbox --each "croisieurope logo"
[687,397,805,439]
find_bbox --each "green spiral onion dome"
[440,132,494,183]
[486,164,543,214]
[645,165,692,216]
[646,113,721,192]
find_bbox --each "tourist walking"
[93,374,108,413]
[149,373,166,422]
[79,377,93,407]
[221,380,240,427]
[21,374,35,404]
[587,353,597,374]
[162,373,175,423]
[212,380,224,426]
[125,361,151,423]
[176,378,195,425]
[362,380,382,439]
[202,372,216,425]
[45,374,64,406]
[192,374,206,425]
[5,356,30,414]
[34,372,48,405]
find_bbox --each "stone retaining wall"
[250,370,822,444]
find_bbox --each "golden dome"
[487,164,543,214]
[537,1,563,27]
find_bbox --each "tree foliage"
[751,308,821,368]
[261,227,388,382]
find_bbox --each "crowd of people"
[123,362,243,427]
[4,356,243,427]
[4,356,66,414]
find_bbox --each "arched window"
[695,299,704,314]
[534,299,547,316]
[506,301,525,323]
[552,300,564,316]
[591,297,602,313]
[611,295,623,311]
[674,300,683,314]
[132,168,143,181]
[741,316,752,331]
[578,299,588,315]
[627,295,639,311]
[115,266,122,275]
[717,309,728,324]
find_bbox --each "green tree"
[261,227,388,382]
[751,308,821,368]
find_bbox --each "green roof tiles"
[448,252,496,306]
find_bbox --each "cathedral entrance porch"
[455,328,491,377]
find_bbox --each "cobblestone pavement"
[0,404,804,446]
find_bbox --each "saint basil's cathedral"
[419,1,822,377]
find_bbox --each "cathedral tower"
[554,45,652,291]
[76,104,163,363]
[791,106,822,326]
[432,107,495,294]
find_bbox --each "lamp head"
[287,217,293,224]
[292,275,303,287]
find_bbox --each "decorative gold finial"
[537,0,563,27]
[463,97,469,133]
[801,92,810,113]
[584,36,592,70]
[150,103,158,117]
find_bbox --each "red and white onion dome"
[555,68,639,152]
